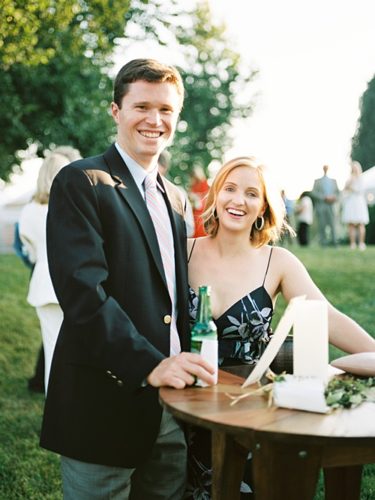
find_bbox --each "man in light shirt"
[311,164,340,246]
[40,58,215,499]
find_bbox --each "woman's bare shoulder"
[267,245,302,267]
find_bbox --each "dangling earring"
[255,216,264,231]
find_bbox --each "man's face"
[111,80,181,169]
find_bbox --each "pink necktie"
[144,174,181,355]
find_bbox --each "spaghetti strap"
[187,239,197,263]
[262,246,274,286]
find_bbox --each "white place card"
[242,296,306,388]
[293,300,328,379]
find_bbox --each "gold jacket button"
[163,314,172,324]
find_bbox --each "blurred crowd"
[278,162,370,249]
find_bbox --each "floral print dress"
[185,247,274,499]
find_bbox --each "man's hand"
[324,195,337,204]
[147,352,216,389]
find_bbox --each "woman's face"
[215,166,265,234]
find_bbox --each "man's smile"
[139,130,163,138]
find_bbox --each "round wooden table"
[159,370,375,500]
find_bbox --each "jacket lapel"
[103,145,168,290]
[160,175,189,322]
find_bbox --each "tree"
[1,0,256,184]
[351,75,375,172]
[0,0,132,68]
[170,1,256,185]
[0,0,132,180]
[0,0,76,68]
[123,0,257,185]
[0,52,115,176]
[351,75,375,244]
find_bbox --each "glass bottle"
[191,285,218,386]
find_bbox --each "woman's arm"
[276,249,375,353]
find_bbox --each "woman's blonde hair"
[34,153,70,204]
[202,156,293,247]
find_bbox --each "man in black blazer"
[40,58,215,499]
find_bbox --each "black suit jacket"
[40,145,190,467]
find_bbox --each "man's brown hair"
[113,58,184,108]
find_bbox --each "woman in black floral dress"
[185,156,375,499]
[186,247,273,498]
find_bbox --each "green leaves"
[351,75,375,172]
[325,376,375,409]
[0,0,256,183]
[0,0,129,180]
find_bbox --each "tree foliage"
[351,74,375,172]
[1,0,76,68]
[170,1,256,185]
[118,0,257,185]
[0,53,115,177]
[1,0,256,184]
[0,0,132,68]
[0,0,131,180]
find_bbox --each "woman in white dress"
[19,152,71,393]
[341,161,369,250]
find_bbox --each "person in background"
[52,145,81,161]
[280,189,295,245]
[294,190,313,246]
[189,165,209,238]
[13,218,43,392]
[158,150,195,237]
[40,58,215,500]
[186,156,375,498]
[19,152,72,394]
[19,145,81,394]
[311,164,340,246]
[341,160,369,250]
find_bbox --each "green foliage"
[124,0,257,185]
[1,0,255,184]
[351,74,375,172]
[366,205,375,245]
[0,0,131,180]
[1,248,375,498]
[0,0,76,68]
[170,1,256,185]
[0,0,131,69]
[325,376,375,409]
[0,53,116,172]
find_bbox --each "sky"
[115,0,375,198]
[209,0,375,197]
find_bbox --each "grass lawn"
[0,246,374,499]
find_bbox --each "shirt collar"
[114,143,164,193]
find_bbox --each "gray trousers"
[316,203,337,245]
[61,410,187,500]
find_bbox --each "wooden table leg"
[324,466,363,500]
[251,435,321,500]
[211,431,249,500]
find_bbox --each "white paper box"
[273,375,330,413]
